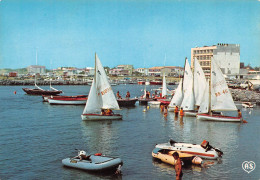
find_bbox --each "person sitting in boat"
[116,91,121,99]
[172,152,183,180]
[101,109,105,115]
[237,109,242,118]
[126,91,130,99]
[105,109,113,116]
[75,150,91,161]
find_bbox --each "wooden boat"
[81,54,122,121]
[150,80,162,85]
[138,98,154,105]
[155,139,223,160]
[62,154,123,172]
[148,101,161,106]
[48,95,88,105]
[242,102,254,108]
[22,87,62,96]
[197,58,242,122]
[23,50,62,96]
[152,148,203,166]
[117,98,138,106]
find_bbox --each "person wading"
[174,106,179,117]
[179,108,184,117]
[172,152,183,180]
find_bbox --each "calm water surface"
[0,85,259,180]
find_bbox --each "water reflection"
[81,120,120,156]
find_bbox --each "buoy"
[147,106,150,110]
[94,153,102,156]
[143,109,147,112]
[14,91,16,94]
[243,119,248,123]
[192,156,203,165]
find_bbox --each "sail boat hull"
[81,114,122,121]
[184,110,197,117]
[197,114,242,122]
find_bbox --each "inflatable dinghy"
[152,148,203,165]
[155,139,223,159]
[62,154,123,172]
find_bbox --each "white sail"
[82,54,120,114]
[95,54,120,110]
[194,57,207,106]
[198,80,209,113]
[211,58,237,111]
[162,73,167,97]
[181,59,195,110]
[181,79,195,110]
[169,79,183,107]
[83,79,102,114]
[182,58,193,94]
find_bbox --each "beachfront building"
[117,65,134,75]
[148,66,184,77]
[135,68,149,76]
[109,68,129,76]
[27,65,46,74]
[191,43,240,77]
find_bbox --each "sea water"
[0,85,259,179]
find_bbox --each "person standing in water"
[172,152,183,180]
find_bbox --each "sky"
[0,0,259,69]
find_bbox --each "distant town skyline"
[0,0,259,69]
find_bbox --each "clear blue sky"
[0,0,259,69]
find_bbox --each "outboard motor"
[170,139,177,146]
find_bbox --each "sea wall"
[231,89,260,105]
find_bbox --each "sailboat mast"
[95,53,97,83]
[35,50,38,86]
[209,57,212,115]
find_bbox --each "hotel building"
[191,43,240,77]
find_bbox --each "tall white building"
[191,43,240,77]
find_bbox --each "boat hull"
[138,98,154,105]
[184,110,197,117]
[81,114,122,121]
[155,142,221,160]
[117,98,138,106]
[152,148,197,166]
[62,155,123,172]
[22,88,62,96]
[197,114,242,122]
[48,95,87,105]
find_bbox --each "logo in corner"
[242,161,256,173]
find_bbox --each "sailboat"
[81,53,122,121]
[22,51,62,96]
[168,78,183,111]
[168,58,206,116]
[180,58,196,115]
[196,58,242,122]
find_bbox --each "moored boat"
[242,102,254,108]
[62,154,123,172]
[117,98,138,107]
[155,139,223,160]
[48,95,88,105]
[22,87,62,96]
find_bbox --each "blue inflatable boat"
[62,154,123,172]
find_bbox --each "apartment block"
[191,43,240,77]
